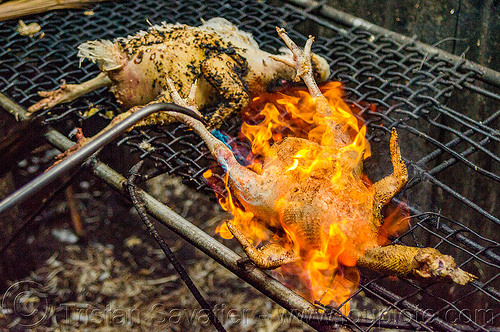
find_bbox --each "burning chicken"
[28,17,330,132]
[155,28,475,307]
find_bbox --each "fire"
[207,82,405,313]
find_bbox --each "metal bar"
[406,160,500,226]
[434,105,500,143]
[463,82,500,101]
[362,282,463,332]
[0,100,202,215]
[284,0,500,86]
[428,136,492,176]
[401,124,500,183]
[393,200,500,265]
[415,109,500,167]
[424,114,499,162]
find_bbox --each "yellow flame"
[213,83,381,311]
[286,159,299,172]
[215,222,233,239]
[217,172,271,244]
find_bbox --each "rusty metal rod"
[0,100,203,215]
[127,161,226,332]
[0,94,330,331]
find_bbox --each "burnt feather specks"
[30,18,331,131]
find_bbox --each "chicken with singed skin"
[28,17,330,133]
[156,28,475,286]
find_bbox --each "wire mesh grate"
[0,0,498,330]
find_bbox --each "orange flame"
[217,172,272,243]
[208,82,404,312]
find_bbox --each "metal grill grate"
[0,0,498,330]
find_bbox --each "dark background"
[326,0,499,72]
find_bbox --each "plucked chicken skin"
[28,17,330,131]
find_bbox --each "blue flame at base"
[211,129,250,166]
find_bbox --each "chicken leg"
[357,244,476,285]
[28,72,112,114]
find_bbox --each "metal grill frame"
[0,0,498,331]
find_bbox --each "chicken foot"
[226,221,300,269]
[28,72,112,114]
[201,53,250,129]
[357,244,476,285]
[373,128,408,209]
[271,27,337,121]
